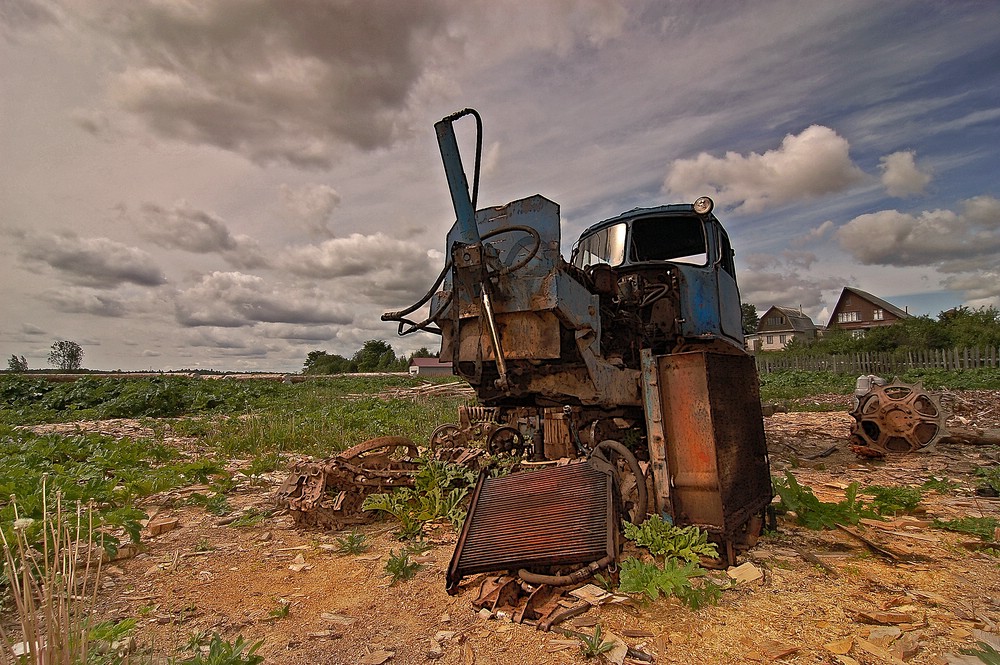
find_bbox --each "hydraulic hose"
[593,439,649,521]
[517,554,615,587]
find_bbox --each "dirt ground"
[21,391,1000,664]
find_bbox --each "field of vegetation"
[0,370,997,663]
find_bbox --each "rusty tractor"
[279,109,774,591]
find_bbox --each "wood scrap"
[793,546,838,576]
[835,525,901,561]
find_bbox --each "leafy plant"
[334,531,370,555]
[577,624,615,659]
[921,476,960,493]
[362,459,476,539]
[228,508,271,529]
[623,517,718,562]
[933,516,998,541]
[384,549,422,585]
[960,640,1000,665]
[186,492,231,517]
[171,633,264,665]
[863,485,923,516]
[772,472,878,529]
[617,557,718,608]
[976,466,1000,494]
[267,600,290,620]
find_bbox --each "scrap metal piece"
[446,460,620,594]
[275,436,422,530]
[848,379,948,456]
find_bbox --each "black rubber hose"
[593,439,649,521]
[517,554,615,587]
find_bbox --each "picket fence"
[754,346,1000,375]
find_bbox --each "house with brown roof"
[825,287,909,336]
[754,306,818,351]
[408,356,454,377]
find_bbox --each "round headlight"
[693,196,714,215]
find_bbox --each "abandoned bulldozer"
[279,109,773,590]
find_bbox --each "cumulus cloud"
[174,271,353,328]
[280,184,340,237]
[739,253,844,321]
[664,125,867,213]
[879,150,931,197]
[836,195,1000,267]
[138,202,268,269]
[77,0,454,167]
[41,288,127,317]
[790,220,835,247]
[61,0,627,168]
[280,233,441,302]
[17,231,165,287]
[837,195,1000,306]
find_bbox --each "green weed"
[932,516,999,541]
[228,508,271,528]
[921,476,960,493]
[267,600,290,620]
[959,640,1000,664]
[362,459,476,539]
[623,517,719,562]
[617,557,721,608]
[577,624,615,659]
[976,466,1000,494]
[773,472,878,529]
[384,549,422,585]
[334,531,370,555]
[863,485,923,516]
[172,633,264,665]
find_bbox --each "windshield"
[572,222,627,269]
[630,215,707,265]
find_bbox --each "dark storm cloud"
[138,202,268,269]
[17,231,166,287]
[174,271,353,328]
[90,0,450,167]
[42,288,127,317]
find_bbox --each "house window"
[779,334,787,344]
[873,309,884,321]
[766,335,774,345]
[767,316,783,326]
[851,329,866,339]
[838,311,861,323]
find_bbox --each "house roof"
[840,287,909,319]
[758,305,817,333]
[409,357,452,367]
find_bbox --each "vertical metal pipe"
[435,118,480,245]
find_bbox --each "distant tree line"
[780,306,1000,355]
[6,340,85,372]
[303,340,437,375]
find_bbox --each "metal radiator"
[446,461,618,593]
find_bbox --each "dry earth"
[18,391,1000,664]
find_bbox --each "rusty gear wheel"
[848,379,947,455]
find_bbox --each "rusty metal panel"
[457,311,561,360]
[655,351,771,540]
[542,408,575,459]
[447,462,617,593]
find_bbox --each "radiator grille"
[447,461,617,592]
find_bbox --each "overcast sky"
[2,1,999,372]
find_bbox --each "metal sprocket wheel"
[849,379,947,454]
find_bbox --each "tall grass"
[0,484,105,665]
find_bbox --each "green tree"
[741,303,759,335]
[352,340,403,372]
[7,354,28,372]
[47,340,83,370]
[410,347,436,359]
[302,350,352,375]
[940,306,1000,348]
